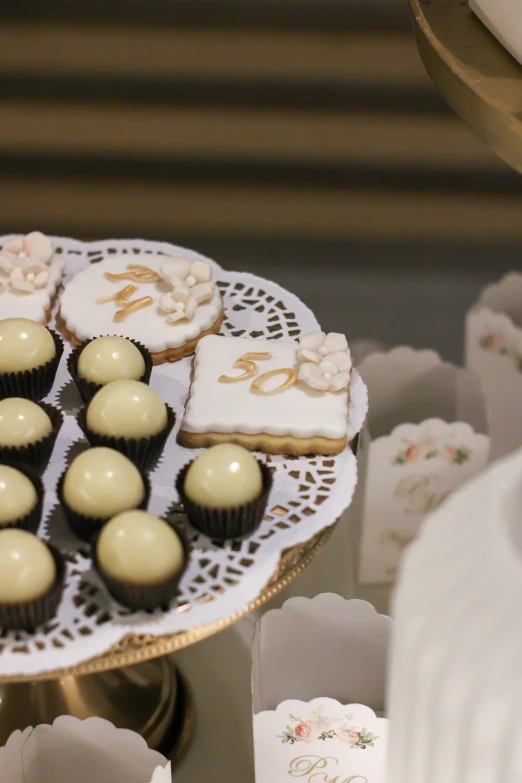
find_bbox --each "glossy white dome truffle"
[77,336,146,385]
[87,380,167,439]
[97,510,184,585]
[184,443,262,507]
[0,318,55,373]
[63,447,145,519]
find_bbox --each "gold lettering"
[97,284,138,304]
[114,296,153,321]
[218,352,271,383]
[97,285,153,321]
[251,367,297,396]
[289,756,336,778]
[288,756,367,783]
[104,264,161,283]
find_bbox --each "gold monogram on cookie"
[104,264,161,284]
[97,284,153,321]
[218,353,297,395]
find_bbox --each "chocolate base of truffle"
[78,404,176,473]
[0,329,64,402]
[57,468,151,542]
[92,524,190,611]
[67,336,153,404]
[0,543,65,632]
[176,460,273,540]
[0,465,44,535]
[0,402,64,476]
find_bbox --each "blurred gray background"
[0,0,520,362]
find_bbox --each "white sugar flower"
[159,281,215,324]
[160,257,212,290]
[297,331,348,364]
[10,259,49,293]
[296,330,352,392]
[298,352,351,392]
[0,231,53,275]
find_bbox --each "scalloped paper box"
[252,596,391,714]
[357,347,489,586]
[0,716,171,783]
[254,699,387,783]
[465,272,522,460]
[252,597,390,782]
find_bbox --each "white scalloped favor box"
[254,699,387,783]
[466,272,522,460]
[357,347,489,585]
[252,596,390,783]
[0,716,170,783]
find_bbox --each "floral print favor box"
[254,699,387,783]
[357,347,489,586]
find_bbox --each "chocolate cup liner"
[0,543,66,632]
[0,402,64,475]
[176,460,273,540]
[92,523,191,611]
[0,328,64,402]
[67,336,153,404]
[0,464,44,534]
[57,468,152,542]
[78,404,176,473]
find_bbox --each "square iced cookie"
[178,333,352,455]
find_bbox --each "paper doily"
[0,237,367,677]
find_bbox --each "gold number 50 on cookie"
[218,353,297,396]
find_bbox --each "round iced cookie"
[0,318,55,373]
[0,466,38,524]
[97,510,185,585]
[63,447,145,519]
[0,529,56,603]
[77,336,146,386]
[184,443,263,508]
[86,380,167,439]
[0,398,52,447]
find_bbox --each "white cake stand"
[0,238,367,767]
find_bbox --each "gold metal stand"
[0,523,336,758]
[410,0,522,173]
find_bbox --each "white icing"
[60,254,223,353]
[0,258,65,323]
[181,334,350,441]
[0,232,63,322]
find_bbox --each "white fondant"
[60,254,223,353]
[10,261,49,293]
[0,259,65,323]
[181,334,350,441]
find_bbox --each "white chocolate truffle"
[184,443,263,508]
[0,466,38,524]
[77,336,146,385]
[97,510,185,585]
[0,318,55,373]
[63,447,145,519]
[0,529,56,604]
[86,380,167,439]
[0,398,52,447]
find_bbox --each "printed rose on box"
[278,709,378,749]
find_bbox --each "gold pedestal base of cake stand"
[0,656,195,767]
[410,0,522,173]
[0,524,336,764]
